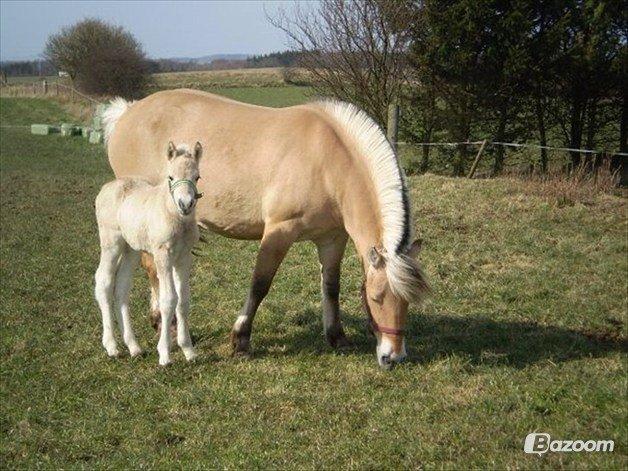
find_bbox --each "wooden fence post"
[32,82,37,95]
[42,79,48,95]
[467,139,488,178]
[387,104,399,152]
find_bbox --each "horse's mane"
[314,100,429,303]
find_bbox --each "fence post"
[32,82,37,95]
[387,104,399,152]
[42,79,48,95]
[467,139,488,178]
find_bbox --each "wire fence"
[2,80,625,181]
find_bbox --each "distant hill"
[167,54,251,64]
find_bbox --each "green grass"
[0,97,626,469]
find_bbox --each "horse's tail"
[102,97,135,143]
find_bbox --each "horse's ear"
[193,141,203,161]
[167,141,176,160]
[368,246,385,268]
[408,238,423,259]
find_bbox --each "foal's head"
[166,141,203,216]
[362,239,426,370]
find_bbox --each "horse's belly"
[196,192,265,240]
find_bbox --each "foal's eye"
[195,176,201,182]
[168,176,173,181]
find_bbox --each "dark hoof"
[230,330,251,357]
[151,311,177,337]
[326,330,351,349]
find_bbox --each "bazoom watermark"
[524,433,614,455]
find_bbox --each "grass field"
[0,96,626,469]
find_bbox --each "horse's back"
[107,89,352,240]
[95,178,151,230]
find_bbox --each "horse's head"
[166,141,203,216]
[362,239,426,370]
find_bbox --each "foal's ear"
[368,246,385,269]
[167,141,176,160]
[193,141,203,161]
[408,238,423,259]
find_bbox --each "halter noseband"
[360,282,405,337]
[168,178,204,200]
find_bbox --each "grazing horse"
[94,141,202,365]
[103,90,429,369]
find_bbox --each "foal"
[94,141,203,365]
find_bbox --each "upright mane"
[314,100,429,302]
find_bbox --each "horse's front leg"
[231,221,300,356]
[173,252,196,361]
[141,252,177,337]
[315,232,350,348]
[154,251,178,365]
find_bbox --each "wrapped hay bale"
[60,123,80,136]
[89,130,104,144]
[31,124,60,135]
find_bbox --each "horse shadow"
[255,307,627,368]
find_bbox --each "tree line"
[272,0,626,174]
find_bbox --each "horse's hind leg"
[315,232,350,348]
[95,237,123,357]
[231,221,300,356]
[114,248,142,357]
[141,252,177,337]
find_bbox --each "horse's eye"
[195,176,201,182]
[168,176,173,181]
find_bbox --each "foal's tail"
[102,97,135,143]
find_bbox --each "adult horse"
[103,89,429,369]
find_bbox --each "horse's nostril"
[379,354,394,370]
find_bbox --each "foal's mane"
[314,100,429,303]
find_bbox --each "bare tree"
[269,0,415,127]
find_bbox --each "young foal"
[94,141,202,365]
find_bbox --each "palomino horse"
[103,90,429,369]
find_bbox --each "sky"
[0,0,297,61]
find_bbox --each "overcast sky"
[0,0,298,61]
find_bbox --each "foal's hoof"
[230,330,251,358]
[183,348,198,362]
[129,345,143,358]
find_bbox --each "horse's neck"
[338,172,382,263]
[154,181,179,221]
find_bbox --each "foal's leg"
[231,221,300,356]
[114,248,142,357]
[95,238,123,357]
[142,252,177,337]
[154,251,178,365]
[315,232,350,348]
[173,252,196,361]
[141,252,161,330]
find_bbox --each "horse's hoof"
[129,345,143,358]
[230,330,251,357]
[183,349,198,362]
[333,335,351,349]
[152,313,178,337]
[326,330,351,349]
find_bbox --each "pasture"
[0,94,626,469]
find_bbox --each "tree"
[44,19,149,98]
[269,0,416,127]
